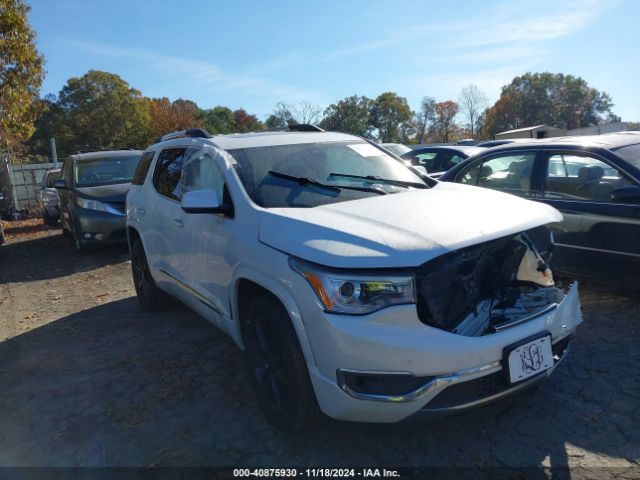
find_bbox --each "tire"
[130,239,171,312]
[71,222,89,253]
[243,293,320,432]
[42,211,58,226]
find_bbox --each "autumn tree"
[371,92,414,143]
[320,95,374,137]
[482,72,617,137]
[414,96,435,143]
[0,0,45,151]
[432,101,459,143]
[458,85,487,139]
[145,97,203,142]
[233,109,264,132]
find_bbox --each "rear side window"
[153,148,188,200]
[132,151,155,185]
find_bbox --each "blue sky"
[29,0,640,121]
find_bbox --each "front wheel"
[243,293,320,432]
[131,239,171,312]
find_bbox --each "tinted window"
[132,151,155,186]
[153,148,188,200]
[228,141,425,208]
[544,153,635,202]
[458,153,536,196]
[74,155,141,187]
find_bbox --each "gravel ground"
[0,219,638,477]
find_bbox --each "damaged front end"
[416,226,565,337]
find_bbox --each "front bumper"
[75,207,127,245]
[298,281,582,423]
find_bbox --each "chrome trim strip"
[158,268,223,315]
[337,361,502,403]
[491,303,558,332]
[554,242,640,259]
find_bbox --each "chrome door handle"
[173,219,184,228]
[137,207,147,215]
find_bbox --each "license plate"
[507,335,554,384]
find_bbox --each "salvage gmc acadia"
[126,126,583,431]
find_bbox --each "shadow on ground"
[0,232,129,283]
[0,289,637,472]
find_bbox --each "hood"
[258,182,562,269]
[76,182,130,203]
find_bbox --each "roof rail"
[288,124,324,132]
[157,128,213,143]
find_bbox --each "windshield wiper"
[268,171,388,195]
[328,172,427,189]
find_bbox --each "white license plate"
[507,335,554,384]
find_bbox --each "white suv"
[126,127,582,431]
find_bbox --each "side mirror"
[181,189,232,215]
[53,179,67,189]
[611,186,640,204]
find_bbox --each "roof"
[479,132,640,152]
[69,150,143,161]
[408,145,487,156]
[209,131,361,150]
[497,124,563,135]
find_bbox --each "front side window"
[544,153,635,202]
[74,155,142,187]
[228,141,426,208]
[178,150,226,202]
[153,148,189,200]
[458,152,536,196]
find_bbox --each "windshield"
[74,155,141,187]
[613,144,640,170]
[228,141,426,208]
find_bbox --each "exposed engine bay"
[415,226,565,336]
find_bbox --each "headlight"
[289,257,415,315]
[76,197,109,212]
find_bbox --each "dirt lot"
[0,219,638,475]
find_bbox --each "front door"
[540,151,640,284]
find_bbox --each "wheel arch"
[231,271,317,369]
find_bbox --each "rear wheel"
[131,239,171,312]
[243,293,320,432]
[42,211,58,226]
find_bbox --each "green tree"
[371,92,414,143]
[55,70,150,154]
[201,106,235,134]
[319,95,375,137]
[0,0,45,151]
[482,72,617,137]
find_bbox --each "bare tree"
[414,96,435,143]
[293,101,323,125]
[458,85,488,139]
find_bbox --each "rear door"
[539,150,640,284]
